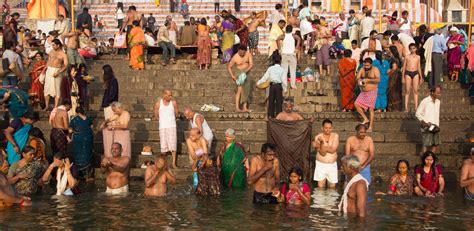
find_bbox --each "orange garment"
[27,0,57,19]
[128,26,145,70]
[28,137,46,161]
[197,25,211,66]
[338,57,357,110]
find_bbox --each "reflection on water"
[0,182,472,229]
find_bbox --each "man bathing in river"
[101,143,130,194]
[50,100,71,155]
[313,119,339,188]
[144,155,176,197]
[460,149,474,201]
[345,124,375,185]
[248,143,280,204]
[227,45,254,112]
[339,155,368,218]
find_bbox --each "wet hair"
[132,20,140,27]
[396,159,410,174]
[21,146,35,156]
[322,119,333,126]
[342,155,360,169]
[288,166,303,180]
[343,49,352,58]
[29,127,46,143]
[76,107,86,115]
[261,143,276,154]
[351,40,358,45]
[54,152,65,160]
[409,43,417,50]
[285,25,293,33]
[355,123,367,131]
[102,64,115,89]
[421,151,438,183]
[363,58,373,64]
[238,45,247,51]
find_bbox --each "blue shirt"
[432,34,447,54]
[257,64,287,92]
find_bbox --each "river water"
[0,181,473,230]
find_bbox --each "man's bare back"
[346,179,367,216]
[275,111,304,121]
[460,158,474,194]
[47,50,67,68]
[51,109,68,130]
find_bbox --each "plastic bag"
[114,33,127,48]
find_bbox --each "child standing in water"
[195,154,221,196]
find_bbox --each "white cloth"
[415,96,440,127]
[313,160,338,183]
[423,36,434,76]
[169,30,177,45]
[191,113,213,142]
[359,17,375,38]
[269,10,284,26]
[398,33,416,55]
[116,8,125,20]
[56,166,71,196]
[44,66,62,97]
[158,99,176,129]
[338,174,368,215]
[300,19,314,36]
[106,184,129,194]
[145,34,156,46]
[281,33,296,55]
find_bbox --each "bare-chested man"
[275,98,304,121]
[0,173,32,207]
[247,12,266,55]
[166,15,178,45]
[61,28,85,66]
[101,142,130,194]
[460,149,474,201]
[354,58,380,132]
[186,128,208,165]
[248,143,280,204]
[345,124,375,185]
[121,5,141,34]
[144,155,176,197]
[43,39,68,110]
[313,119,339,188]
[402,43,423,112]
[50,100,71,155]
[227,45,253,112]
[338,155,368,218]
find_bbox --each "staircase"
[29,54,473,184]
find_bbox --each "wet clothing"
[220,142,246,188]
[50,128,68,154]
[195,165,221,196]
[70,116,93,169]
[253,191,278,204]
[280,183,310,204]
[415,164,443,193]
[389,173,414,195]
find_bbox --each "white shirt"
[415,96,440,127]
[269,10,284,26]
[116,8,125,20]
[257,64,287,92]
[191,113,213,142]
[145,34,156,46]
[360,16,375,38]
[159,99,176,129]
[281,33,296,55]
[334,18,348,33]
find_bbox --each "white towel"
[423,36,434,76]
[338,173,368,215]
[56,165,72,196]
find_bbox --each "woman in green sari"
[218,128,249,188]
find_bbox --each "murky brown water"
[0,181,472,230]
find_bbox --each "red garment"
[29,60,46,103]
[338,57,357,110]
[415,164,443,193]
[235,19,248,47]
[280,183,310,204]
[466,45,474,72]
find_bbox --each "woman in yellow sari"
[128,20,145,70]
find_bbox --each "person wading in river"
[339,155,368,218]
[345,124,375,185]
[460,149,474,201]
[144,155,176,197]
[101,142,130,195]
[248,143,280,204]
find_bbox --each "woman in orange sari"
[29,52,46,109]
[338,50,357,111]
[197,18,212,70]
[127,20,145,70]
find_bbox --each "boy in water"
[402,43,422,112]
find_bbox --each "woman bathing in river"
[274,166,311,206]
[376,159,414,196]
[414,151,445,197]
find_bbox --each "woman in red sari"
[447,27,464,82]
[127,20,145,70]
[29,52,46,109]
[338,50,357,111]
[197,18,212,70]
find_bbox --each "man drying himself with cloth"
[43,39,68,111]
[227,45,253,112]
[345,124,375,185]
[354,58,380,132]
[248,143,280,204]
[275,98,304,121]
[49,100,71,155]
[101,142,130,194]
